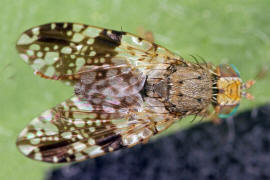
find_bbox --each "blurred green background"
[0,0,269,179]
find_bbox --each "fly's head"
[212,64,255,119]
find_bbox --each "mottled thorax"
[144,64,213,116]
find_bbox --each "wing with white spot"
[16,96,176,163]
[16,22,183,84]
[74,64,146,98]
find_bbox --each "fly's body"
[16,23,254,163]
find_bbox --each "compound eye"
[230,64,240,77]
[218,104,239,118]
[218,64,240,78]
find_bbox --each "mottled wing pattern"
[16,22,182,84]
[74,64,146,98]
[16,23,181,163]
[16,96,175,163]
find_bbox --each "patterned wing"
[74,64,147,98]
[16,96,176,163]
[16,22,183,84]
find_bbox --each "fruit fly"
[16,23,254,163]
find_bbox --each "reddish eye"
[218,64,240,78]
[218,104,239,118]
